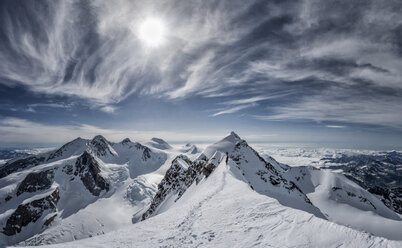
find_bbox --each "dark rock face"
[0,156,45,179]
[332,186,377,210]
[368,186,402,214]
[142,155,213,221]
[43,214,58,226]
[134,143,151,161]
[74,151,110,196]
[90,135,114,157]
[16,169,54,196]
[2,188,60,236]
[62,164,74,175]
[232,140,311,204]
[202,163,216,177]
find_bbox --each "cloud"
[222,93,292,105]
[25,102,73,113]
[210,103,256,117]
[326,125,346,129]
[99,105,117,114]
[256,87,402,129]
[0,117,230,145]
[0,0,401,128]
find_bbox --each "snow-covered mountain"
[254,146,402,214]
[178,143,201,154]
[141,132,402,240]
[0,135,181,246]
[1,132,402,247]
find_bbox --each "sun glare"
[138,18,165,47]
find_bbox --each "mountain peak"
[121,138,131,144]
[64,137,86,146]
[201,131,245,159]
[221,131,242,143]
[146,137,172,150]
[92,135,106,141]
[151,137,168,144]
[230,131,240,139]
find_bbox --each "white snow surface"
[1,133,402,247]
[145,138,173,150]
[22,155,402,248]
[0,136,194,246]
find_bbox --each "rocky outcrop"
[90,135,115,157]
[16,169,55,196]
[143,132,317,221]
[230,138,312,204]
[142,155,216,221]
[2,188,60,236]
[134,143,152,161]
[369,186,402,214]
[0,135,160,244]
[74,151,109,196]
[121,138,131,144]
[0,156,46,179]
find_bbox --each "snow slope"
[24,151,402,248]
[285,166,402,239]
[143,132,402,241]
[2,132,402,247]
[0,136,184,246]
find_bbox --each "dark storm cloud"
[0,0,401,127]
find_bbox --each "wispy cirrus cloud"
[326,125,346,129]
[0,0,401,129]
[256,87,402,129]
[210,103,256,117]
[26,102,73,113]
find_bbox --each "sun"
[138,18,165,47]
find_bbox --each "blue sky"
[0,0,401,148]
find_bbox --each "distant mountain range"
[0,133,401,247]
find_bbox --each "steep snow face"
[202,132,240,158]
[110,140,168,178]
[255,147,402,215]
[285,166,402,239]
[0,136,174,246]
[89,135,118,159]
[47,138,88,162]
[201,132,324,218]
[0,152,110,245]
[28,155,402,248]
